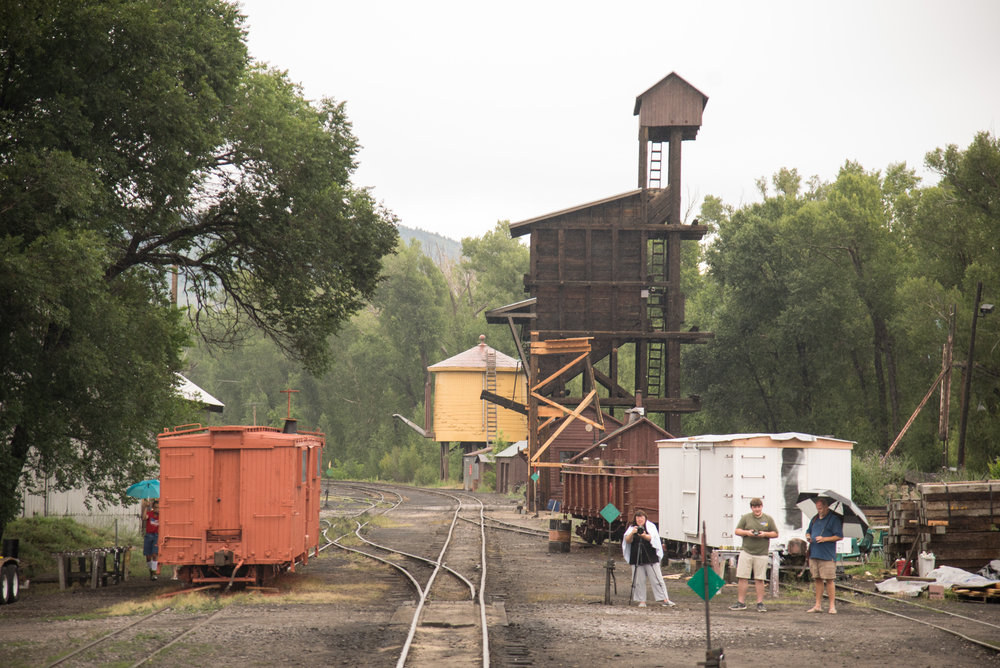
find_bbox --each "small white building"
[657,433,854,551]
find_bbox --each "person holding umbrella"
[143,499,160,581]
[805,496,843,613]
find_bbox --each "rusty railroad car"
[157,422,324,585]
[560,413,669,544]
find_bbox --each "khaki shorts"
[736,551,769,580]
[810,558,836,581]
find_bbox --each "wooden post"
[638,126,649,189]
[439,442,448,481]
[91,551,100,589]
[528,332,540,514]
[58,555,68,590]
[939,305,955,466]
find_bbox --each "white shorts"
[736,551,769,580]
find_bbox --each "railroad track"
[322,482,492,667]
[785,581,1000,654]
[43,605,227,668]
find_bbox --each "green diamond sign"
[530,471,540,482]
[687,566,726,601]
[599,503,620,524]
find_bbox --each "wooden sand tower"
[486,73,713,505]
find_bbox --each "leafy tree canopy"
[0,0,397,540]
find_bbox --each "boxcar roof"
[657,432,855,448]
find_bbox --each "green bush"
[851,451,911,505]
[326,458,367,480]
[414,463,438,487]
[480,470,496,492]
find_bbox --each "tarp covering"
[875,565,1000,597]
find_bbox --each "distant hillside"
[398,225,462,263]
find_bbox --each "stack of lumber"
[859,505,889,527]
[952,582,1000,602]
[915,481,1000,570]
[885,499,920,561]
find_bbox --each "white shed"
[657,433,854,551]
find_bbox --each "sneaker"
[756,602,767,612]
[660,600,677,607]
[728,602,747,611]
[150,574,157,581]
[637,601,647,608]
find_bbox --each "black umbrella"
[796,489,869,539]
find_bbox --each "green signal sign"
[530,471,540,482]
[599,503,620,524]
[687,566,726,601]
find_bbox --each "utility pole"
[957,282,991,468]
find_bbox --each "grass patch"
[3,516,148,579]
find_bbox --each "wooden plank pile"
[915,481,1000,570]
[951,582,1000,603]
[885,499,919,562]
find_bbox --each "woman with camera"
[622,509,676,608]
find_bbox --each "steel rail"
[395,490,463,668]
[836,582,1000,632]
[44,607,171,668]
[784,582,1000,653]
[130,608,227,667]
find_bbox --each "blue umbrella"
[126,479,160,499]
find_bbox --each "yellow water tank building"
[429,336,528,444]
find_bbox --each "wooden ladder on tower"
[646,237,667,398]
[485,348,498,446]
[648,142,663,188]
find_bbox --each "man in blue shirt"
[805,497,843,614]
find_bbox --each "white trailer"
[657,433,854,552]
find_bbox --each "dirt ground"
[2,493,999,667]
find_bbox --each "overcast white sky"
[239,1,1000,241]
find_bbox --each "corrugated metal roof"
[428,341,522,371]
[495,440,527,458]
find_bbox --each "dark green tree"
[0,1,397,540]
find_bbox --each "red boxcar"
[157,423,324,585]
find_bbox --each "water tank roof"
[428,338,522,371]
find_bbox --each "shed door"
[210,450,241,534]
[681,447,700,535]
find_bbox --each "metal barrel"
[548,519,571,553]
